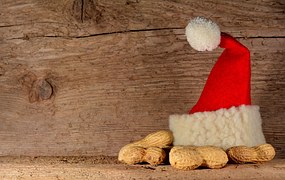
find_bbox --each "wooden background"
[0,0,284,158]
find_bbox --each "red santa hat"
[169,17,266,150]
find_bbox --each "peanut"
[118,130,172,165]
[118,145,145,165]
[131,130,173,148]
[169,146,228,170]
[196,146,228,169]
[169,146,203,170]
[227,143,275,163]
[144,147,166,165]
[118,145,166,165]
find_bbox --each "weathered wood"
[0,0,285,158]
[1,0,285,40]
[0,157,284,180]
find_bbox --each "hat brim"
[169,105,266,150]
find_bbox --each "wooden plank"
[0,157,284,180]
[0,0,284,158]
[0,0,284,40]
[1,30,284,157]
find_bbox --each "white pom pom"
[185,17,221,51]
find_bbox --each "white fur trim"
[169,105,266,150]
[185,17,220,51]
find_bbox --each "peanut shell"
[227,143,275,163]
[144,147,166,165]
[254,144,275,162]
[118,145,145,165]
[196,146,228,169]
[169,146,203,170]
[132,130,173,148]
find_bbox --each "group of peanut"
[118,130,275,170]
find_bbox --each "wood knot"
[72,0,102,23]
[126,0,140,5]
[0,65,5,76]
[29,79,54,103]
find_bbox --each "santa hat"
[169,17,266,150]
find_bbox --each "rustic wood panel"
[0,0,284,158]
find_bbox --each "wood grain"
[0,0,284,158]
[1,0,285,40]
[0,157,284,180]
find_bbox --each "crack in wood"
[241,36,285,39]
[0,22,68,28]
[81,0,84,23]
[71,0,100,23]
[0,24,26,28]
[5,29,285,41]
[5,27,183,40]
[74,27,184,38]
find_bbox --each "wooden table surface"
[0,156,284,180]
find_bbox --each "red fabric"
[190,33,251,114]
